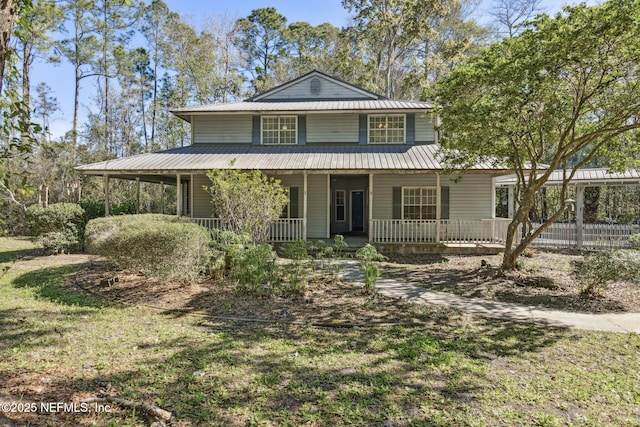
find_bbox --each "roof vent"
[310,78,321,96]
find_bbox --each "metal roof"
[171,100,433,121]
[76,144,502,176]
[495,168,640,186]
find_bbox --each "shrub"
[356,244,386,292]
[280,239,311,294]
[85,214,210,283]
[226,243,278,294]
[629,233,640,250]
[25,203,86,253]
[572,250,640,296]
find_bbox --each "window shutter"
[392,187,402,219]
[297,115,306,145]
[406,113,415,145]
[359,114,367,145]
[252,116,260,145]
[440,186,450,219]
[289,187,299,218]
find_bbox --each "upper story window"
[368,114,405,144]
[262,116,297,145]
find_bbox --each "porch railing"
[370,219,511,245]
[531,222,639,249]
[191,218,304,242]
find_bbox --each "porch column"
[190,174,194,217]
[576,185,584,249]
[160,181,165,214]
[303,173,308,241]
[176,173,182,216]
[508,185,515,219]
[104,174,110,217]
[136,177,141,214]
[436,173,441,243]
[326,174,331,238]
[368,173,374,243]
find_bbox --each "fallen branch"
[82,396,172,421]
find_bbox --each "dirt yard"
[70,249,640,319]
[382,250,640,313]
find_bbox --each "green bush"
[85,214,211,283]
[629,233,640,250]
[356,244,386,292]
[572,250,640,296]
[25,203,86,253]
[280,239,311,294]
[226,243,277,294]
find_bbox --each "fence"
[191,218,304,242]
[369,219,511,245]
[530,222,639,249]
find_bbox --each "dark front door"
[351,191,364,232]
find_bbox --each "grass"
[0,237,639,426]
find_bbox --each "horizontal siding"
[307,114,359,144]
[372,174,493,219]
[307,175,328,238]
[263,78,371,101]
[447,174,493,219]
[373,174,437,219]
[193,115,252,144]
[414,114,435,143]
[193,174,214,218]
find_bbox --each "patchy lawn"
[382,250,640,313]
[0,238,639,426]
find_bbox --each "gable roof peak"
[247,70,386,102]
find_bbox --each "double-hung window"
[368,114,405,144]
[262,116,297,145]
[403,187,437,220]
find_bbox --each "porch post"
[368,173,374,243]
[176,173,182,216]
[326,174,330,238]
[303,173,308,241]
[104,174,110,217]
[576,185,584,249]
[160,181,165,214]
[136,177,141,214]
[190,174,194,217]
[436,173,441,243]
[508,185,515,219]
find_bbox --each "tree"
[434,0,640,270]
[234,7,287,94]
[204,166,289,243]
[0,0,20,93]
[489,0,543,38]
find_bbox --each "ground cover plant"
[0,237,639,426]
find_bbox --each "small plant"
[629,233,640,250]
[280,239,310,294]
[572,250,640,296]
[227,243,277,294]
[355,244,386,293]
[333,234,348,257]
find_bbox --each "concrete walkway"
[339,260,640,333]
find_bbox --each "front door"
[351,191,364,232]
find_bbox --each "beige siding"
[262,77,371,100]
[372,173,493,219]
[373,174,437,219]
[307,114,359,144]
[193,115,252,144]
[414,114,435,143]
[193,174,214,218]
[446,174,494,219]
[307,174,328,238]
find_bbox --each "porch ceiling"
[76,144,508,178]
[496,168,640,187]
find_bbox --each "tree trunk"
[0,0,18,93]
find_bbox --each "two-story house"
[77,71,511,251]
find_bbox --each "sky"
[30,0,590,140]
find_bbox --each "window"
[262,116,297,145]
[335,190,346,221]
[403,187,437,220]
[281,187,291,218]
[368,114,405,144]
